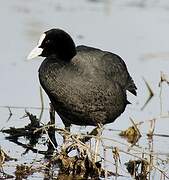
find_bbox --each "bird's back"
[76,45,137,95]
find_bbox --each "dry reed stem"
[7,107,12,121]
[0,105,49,110]
[39,86,44,121]
[31,117,169,179]
[141,77,154,111]
[94,124,103,162]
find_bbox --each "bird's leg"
[65,125,70,132]
[63,122,71,143]
[46,103,57,156]
[94,123,103,162]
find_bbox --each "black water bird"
[27,29,137,129]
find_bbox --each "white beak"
[27,46,43,60]
[27,33,46,60]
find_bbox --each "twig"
[43,126,57,150]
[130,118,141,137]
[147,119,156,138]
[146,120,155,180]
[159,72,163,116]
[7,107,12,121]
[33,124,55,134]
[141,77,154,110]
[128,117,142,149]
[94,124,103,162]
[0,105,49,110]
[112,147,121,179]
[159,71,169,116]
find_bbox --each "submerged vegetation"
[0,72,169,179]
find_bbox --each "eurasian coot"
[27,29,137,129]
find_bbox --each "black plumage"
[28,29,137,128]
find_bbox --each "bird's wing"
[100,52,137,96]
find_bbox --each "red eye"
[45,39,50,44]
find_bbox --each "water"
[0,0,169,179]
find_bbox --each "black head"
[27,28,76,61]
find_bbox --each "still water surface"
[0,0,169,179]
